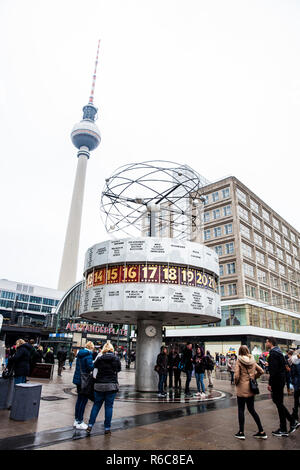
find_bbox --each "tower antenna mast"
[89,39,101,105]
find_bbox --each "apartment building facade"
[166,176,300,355]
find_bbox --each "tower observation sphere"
[71,103,101,152]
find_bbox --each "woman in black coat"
[10,339,32,384]
[86,341,121,435]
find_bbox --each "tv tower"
[58,40,101,292]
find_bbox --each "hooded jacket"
[234,354,264,398]
[267,346,286,387]
[93,352,121,384]
[11,343,33,377]
[290,352,300,391]
[72,348,94,385]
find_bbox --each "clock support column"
[135,318,163,392]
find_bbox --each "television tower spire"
[58,41,102,292]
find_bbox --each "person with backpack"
[266,337,299,436]
[234,345,266,440]
[205,351,214,388]
[57,347,67,376]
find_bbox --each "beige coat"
[234,355,264,398]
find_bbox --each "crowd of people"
[1,335,300,440]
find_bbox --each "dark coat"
[156,352,168,375]
[267,346,286,387]
[11,343,32,377]
[93,352,121,384]
[182,348,193,371]
[57,350,67,363]
[72,348,94,385]
[193,354,206,374]
[44,351,54,364]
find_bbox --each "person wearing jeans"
[86,341,121,435]
[72,341,95,430]
[193,346,206,397]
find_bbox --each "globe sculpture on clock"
[80,160,221,392]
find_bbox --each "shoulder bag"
[243,364,259,395]
[79,357,94,397]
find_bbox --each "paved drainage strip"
[0,393,271,450]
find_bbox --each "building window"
[225,242,234,254]
[0,299,14,308]
[29,304,41,312]
[272,294,281,306]
[220,285,225,297]
[214,227,222,237]
[264,224,272,238]
[268,257,276,271]
[241,242,252,259]
[29,296,42,304]
[16,293,29,302]
[222,187,230,199]
[227,262,236,274]
[204,229,211,240]
[295,260,300,271]
[286,254,292,266]
[259,289,269,303]
[243,262,254,278]
[291,232,296,243]
[219,265,224,276]
[0,290,16,300]
[215,245,223,256]
[204,212,210,223]
[250,199,259,213]
[282,225,289,237]
[256,250,265,265]
[262,209,270,222]
[257,269,268,283]
[254,232,263,247]
[240,223,251,239]
[288,269,295,281]
[252,216,261,230]
[284,239,291,251]
[213,209,220,220]
[273,218,280,230]
[228,284,237,296]
[203,195,209,205]
[282,281,289,293]
[271,276,279,288]
[223,205,232,216]
[277,248,283,260]
[292,245,298,257]
[279,263,286,276]
[238,205,249,222]
[236,188,247,204]
[224,223,233,235]
[275,232,282,245]
[266,240,274,254]
[246,284,256,298]
[212,191,219,202]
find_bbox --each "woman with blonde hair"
[234,345,266,440]
[86,341,121,435]
[72,341,95,430]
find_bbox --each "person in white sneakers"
[72,341,95,430]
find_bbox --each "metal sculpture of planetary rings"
[100,160,209,240]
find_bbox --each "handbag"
[2,368,14,379]
[154,364,160,373]
[243,364,259,395]
[78,358,94,397]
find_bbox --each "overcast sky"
[0,0,300,290]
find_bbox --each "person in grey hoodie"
[266,337,299,437]
[289,349,300,423]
